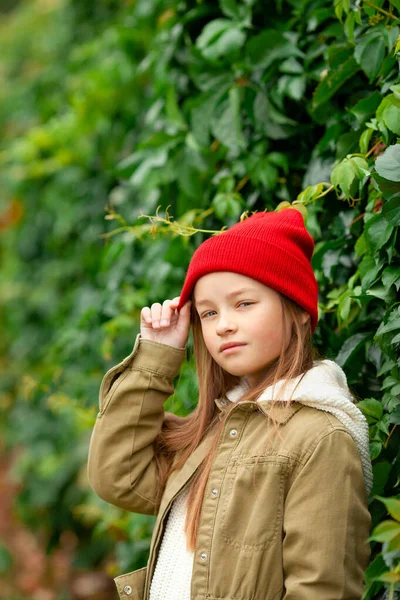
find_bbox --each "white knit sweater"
[149,359,372,600]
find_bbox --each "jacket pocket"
[219,456,288,553]
[114,566,147,600]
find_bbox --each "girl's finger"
[179,300,192,320]
[151,303,162,327]
[160,299,173,326]
[141,306,152,324]
[170,296,180,306]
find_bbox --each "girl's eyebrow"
[195,287,255,308]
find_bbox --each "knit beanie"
[177,209,319,333]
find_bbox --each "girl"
[87,208,372,600]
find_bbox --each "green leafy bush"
[0,0,399,597]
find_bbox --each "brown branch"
[365,140,383,158]
[384,424,397,449]
[235,175,250,193]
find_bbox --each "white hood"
[226,359,373,496]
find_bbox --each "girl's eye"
[202,310,216,319]
[201,303,253,318]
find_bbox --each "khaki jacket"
[87,335,372,600]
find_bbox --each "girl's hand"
[140,297,191,349]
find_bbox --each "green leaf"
[334,0,350,22]
[385,24,400,51]
[371,462,392,496]
[374,496,400,522]
[354,231,367,257]
[373,572,400,583]
[376,94,400,135]
[253,91,296,139]
[286,75,307,101]
[372,174,400,203]
[196,19,233,49]
[375,144,400,181]
[376,414,390,435]
[359,128,373,154]
[219,0,252,23]
[279,57,303,74]
[246,29,301,69]
[343,11,355,43]
[312,57,360,109]
[267,152,289,173]
[176,149,206,199]
[369,519,400,542]
[358,255,385,290]
[252,158,278,189]
[395,34,400,55]
[357,398,383,421]
[190,88,228,146]
[211,87,245,153]
[296,184,324,204]
[386,531,400,552]
[364,554,389,587]
[212,192,243,219]
[382,197,400,226]
[389,410,400,424]
[364,213,395,253]
[391,83,400,101]
[366,283,396,302]
[335,331,372,367]
[196,20,246,61]
[349,91,382,127]
[370,441,383,460]
[128,149,169,187]
[354,30,386,81]
[376,306,400,335]
[331,156,369,198]
[166,86,187,130]
[377,358,396,377]
[382,266,400,292]
[390,381,400,393]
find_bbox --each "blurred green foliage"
[0,0,399,597]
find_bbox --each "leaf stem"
[365,140,383,158]
[389,582,394,600]
[100,226,131,239]
[315,184,334,199]
[235,175,249,193]
[384,424,397,449]
[362,0,397,20]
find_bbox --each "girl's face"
[193,271,308,386]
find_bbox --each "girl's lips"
[221,344,246,354]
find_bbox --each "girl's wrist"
[139,334,186,351]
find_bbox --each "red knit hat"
[177,209,319,333]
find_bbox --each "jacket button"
[200,552,208,560]
[220,399,227,406]
[211,488,218,497]
[123,585,132,595]
[229,429,238,437]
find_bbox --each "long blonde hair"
[153,292,322,551]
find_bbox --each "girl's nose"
[216,315,238,335]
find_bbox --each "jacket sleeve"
[87,333,187,516]
[282,428,372,600]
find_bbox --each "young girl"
[87,208,372,600]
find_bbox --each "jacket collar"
[214,396,303,424]
[214,359,356,425]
